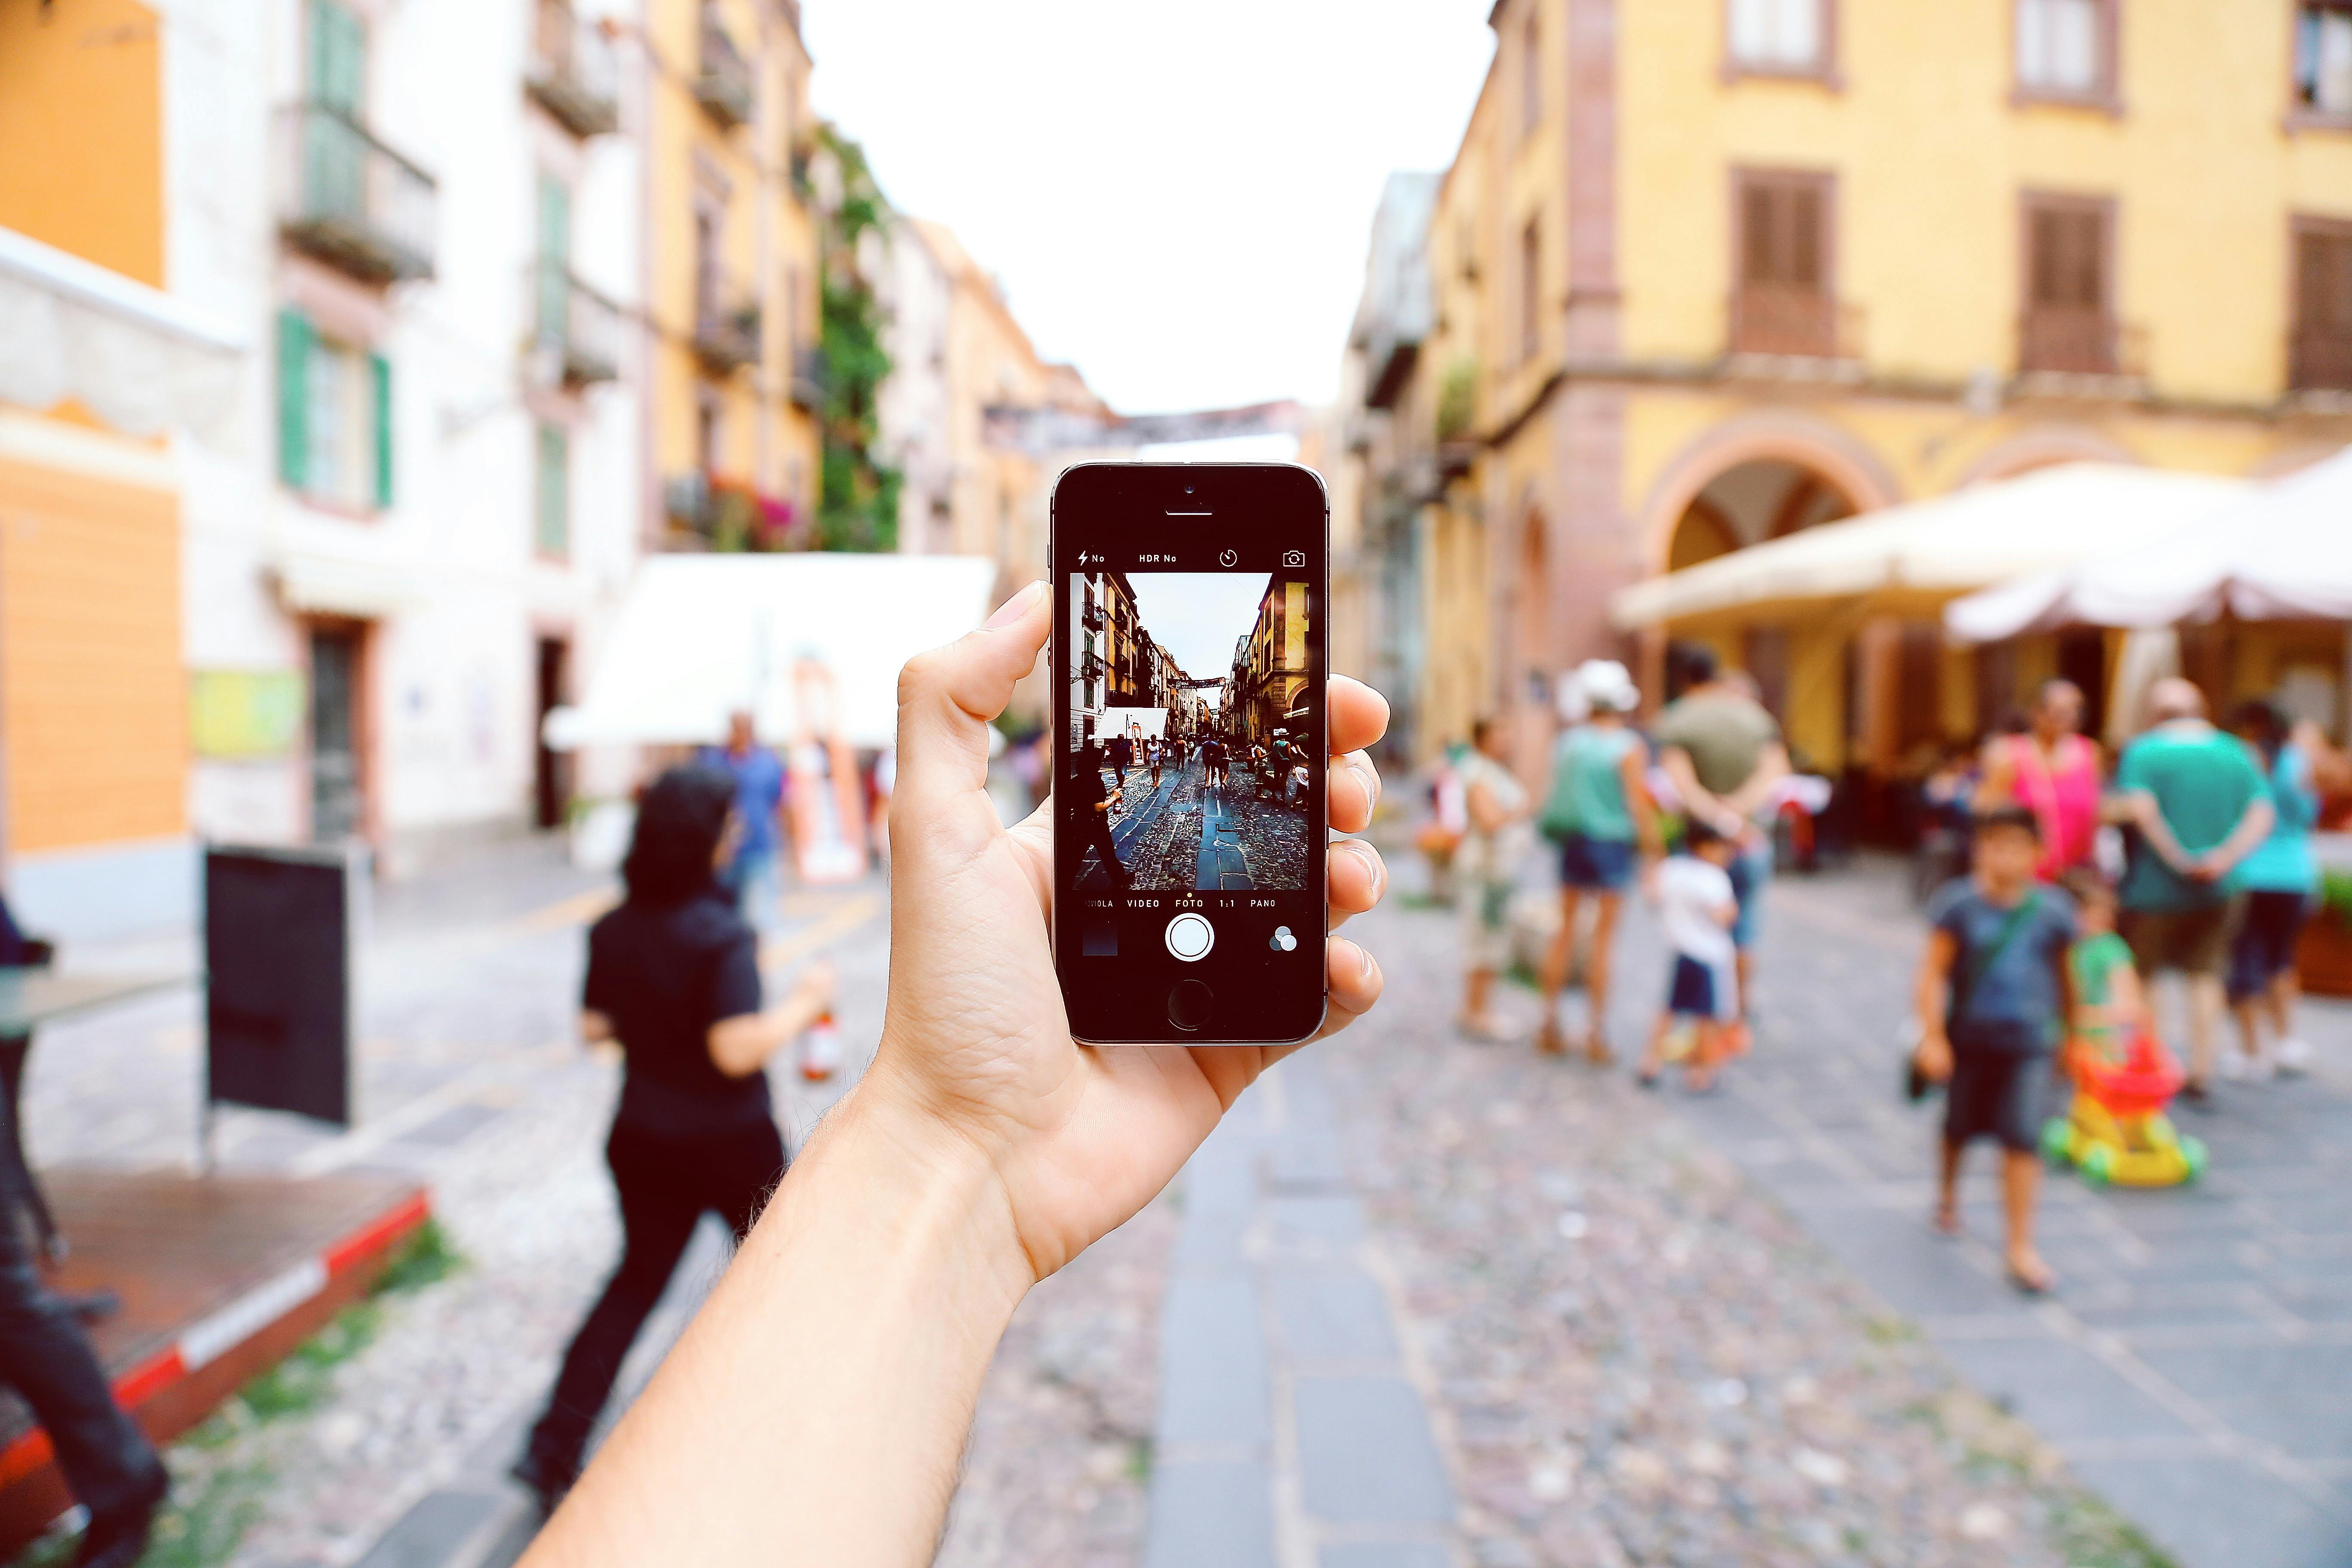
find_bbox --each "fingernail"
[1357,943,1377,982]
[1356,755,1382,810]
[1349,839,1386,898]
[986,580,1044,630]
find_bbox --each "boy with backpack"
[1911,805,2078,1295]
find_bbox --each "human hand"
[1914,1030,1954,1084]
[861,581,1390,1285]
[2185,853,2226,884]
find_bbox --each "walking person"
[1072,739,1130,888]
[1536,661,1662,1062]
[2222,701,2346,1078]
[1202,734,1227,791]
[1655,647,1789,1041]
[695,710,788,933]
[1457,717,1533,1042]
[1976,679,2103,881]
[1910,806,2078,1295]
[1147,735,1164,790]
[516,766,836,1513]
[2107,679,2275,1103]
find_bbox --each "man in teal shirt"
[2110,679,2275,1101]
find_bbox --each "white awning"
[1610,464,2251,630]
[0,226,242,444]
[544,553,1000,752]
[1945,446,2352,642]
[272,553,429,619]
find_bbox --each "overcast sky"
[1126,571,1273,685]
[804,2,1497,415]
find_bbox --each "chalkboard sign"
[204,845,357,1127]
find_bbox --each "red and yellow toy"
[2042,1029,2206,1187]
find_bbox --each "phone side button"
[1167,980,1214,1034]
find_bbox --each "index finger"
[1330,675,1390,759]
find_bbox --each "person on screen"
[1072,739,1130,888]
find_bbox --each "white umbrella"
[1945,446,2352,641]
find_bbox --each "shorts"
[1727,839,1771,950]
[2226,890,2313,1003]
[2119,898,2242,977]
[1559,833,1637,891]
[1943,1044,2053,1153]
[1668,954,1738,1023]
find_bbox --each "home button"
[1167,980,1215,1034]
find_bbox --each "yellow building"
[0,0,236,934]
[1234,579,1312,743]
[1387,0,2352,785]
[646,0,819,545]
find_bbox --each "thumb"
[894,580,1049,806]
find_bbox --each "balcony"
[789,346,827,410]
[527,0,620,138]
[2019,309,2126,377]
[528,260,625,387]
[2291,328,2352,393]
[692,277,760,373]
[277,103,436,283]
[694,11,754,128]
[665,472,798,550]
[1729,287,1860,361]
[1081,600,1105,632]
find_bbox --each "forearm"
[526,1083,1029,1568]
[1723,747,1792,820]
[1663,753,1740,834]
[2206,800,2277,875]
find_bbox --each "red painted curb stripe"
[0,1187,429,1499]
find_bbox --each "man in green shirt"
[2110,679,2275,1100]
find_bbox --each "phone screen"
[1050,463,1328,1044]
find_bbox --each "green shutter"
[536,424,570,556]
[310,0,366,114]
[370,351,393,508]
[277,310,312,491]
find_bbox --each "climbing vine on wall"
[811,123,902,553]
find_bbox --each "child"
[2060,867,2145,1064]
[1642,819,1740,1091]
[1912,805,2078,1295]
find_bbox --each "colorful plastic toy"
[2041,1029,2206,1188]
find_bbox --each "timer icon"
[1219,548,1237,567]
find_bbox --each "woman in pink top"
[1978,680,2103,881]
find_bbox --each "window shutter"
[1743,185,1777,285]
[311,0,366,114]
[1789,187,1822,290]
[277,309,312,491]
[370,351,393,508]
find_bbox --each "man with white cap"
[1535,659,1663,1060]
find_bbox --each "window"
[2292,217,2352,390]
[1521,9,1542,138]
[535,423,570,555]
[2015,0,2113,101]
[1519,219,1541,364]
[1727,0,1825,74]
[535,174,572,343]
[1733,170,1836,355]
[2297,2,2352,116]
[308,0,365,114]
[277,310,390,509]
[2019,195,2115,374]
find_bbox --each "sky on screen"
[805,1,1497,415]
[1127,572,1274,685]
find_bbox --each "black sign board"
[204,845,356,1128]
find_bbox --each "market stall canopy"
[543,554,999,752]
[1610,464,2250,631]
[1945,447,2352,643]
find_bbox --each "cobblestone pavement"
[10,837,888,1568]
[1079,758,1311,891]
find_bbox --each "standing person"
[1638,819,1740,1092]
[1654,648,1789,1039]
[517,766,834,1513]
[2223,701,2342,1078]
[1536,661,1662,1062]
[2107,679,2275,1102]
[1147,734,1164,790]
[1072,740,1130,888]
[1911,806,2078,1295]
[1106,730,1131,785]
[1456,717,1533,1042]
[1202,733,1226,791]
[695,711,788,932]
[1977,680,2103,880]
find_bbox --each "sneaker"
[2216,1049,2248,1082]
[2277,1037,2315,1075]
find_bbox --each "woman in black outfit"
[517,766,833,1511]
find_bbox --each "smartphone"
[1050,462,1329,1044]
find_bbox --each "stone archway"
[1638,412,1902,576]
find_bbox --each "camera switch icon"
[1283,550,1305,568]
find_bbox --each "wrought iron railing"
[527,0,620,138]
[695,10,754,127]
[693,276,760,372]
[528,260,625,386]
[278,103,437,282]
